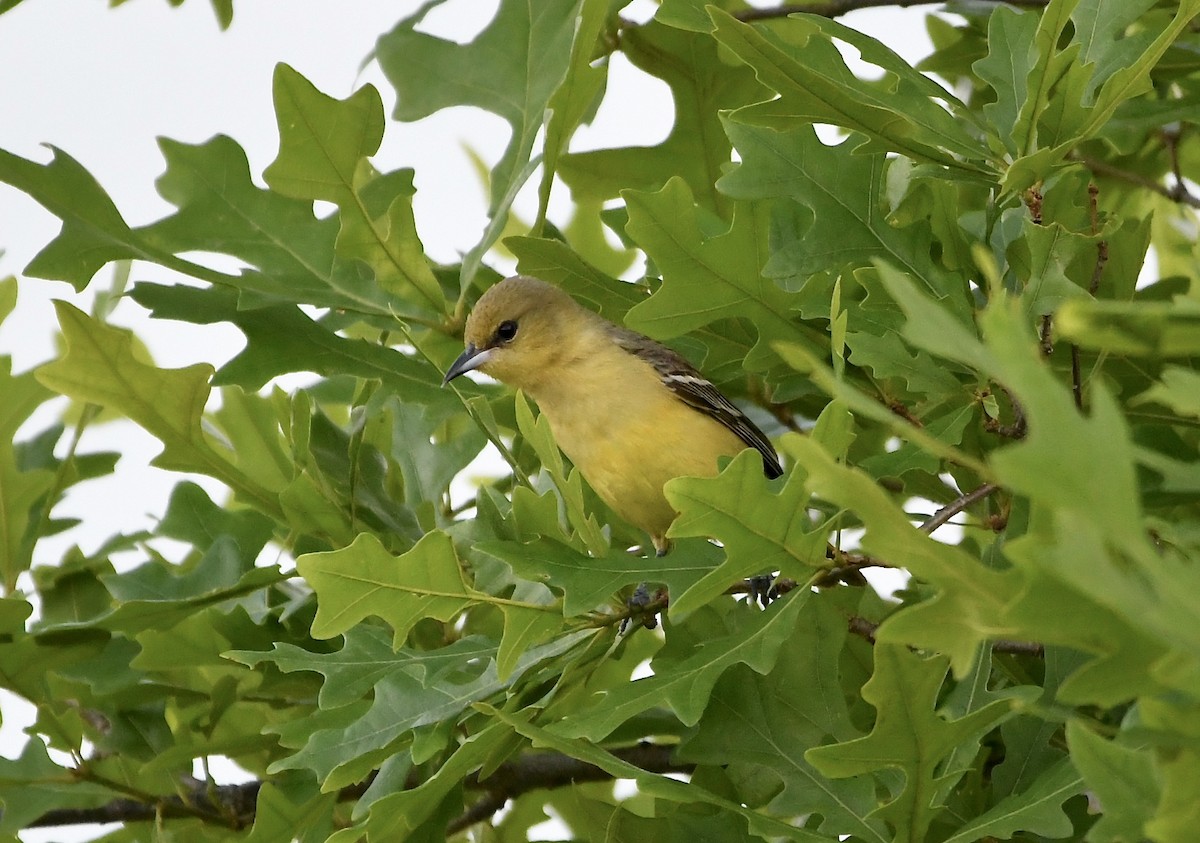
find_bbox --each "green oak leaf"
[623,178,803,354]
[1136,366,1200,419]
[781,434,1016,675]
[973,5,1039,154]
[157,480,276,556]
[845,329,966,397]
[263,64,382,204]
[666,450,827,617]
[298,531,472,644]
[377,0,582,287]
[1070,0,1160,101]
[560,20,767,214]
[941,757,1083,843]
[775,342,986,475]
[710,8,992,173]
[130,282,448,406]
[555,589,809,739]
[94,538,283,633]
[274,632,588,791]
[370,396,486,530]
[0,147,149,290]
[263,64,442,313]
[859,401,975,480]
[808,646,1026,843]
[1003,0,1200,191]
[1000,544,1172,707]
[228,626,495,709]
[35,302,279,516]
[0,359,55,590]
[719,119,972,317]
[1056,297,1200,357]
[535,0,610,229]
[140,134,397,316]
[1009,215,1105,317]
[982,302,1146,557]
[492,704,828,842]
[1141,698,1200,841]
[298,531,561,677]
[1040,0,1200,151]
[0,738,113,833]
[476,536,723,618]
[0,276,14,323]
[207,389,295,496]
[1066,720,1159,842]
[243,780,335,843]
[363,724,512,839]
[681,593,888,842]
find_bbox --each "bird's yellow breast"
[525,335,745,543]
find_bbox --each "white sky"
[0,2,932,840]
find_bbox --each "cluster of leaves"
[2,0,1200,840]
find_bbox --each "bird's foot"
[746,574,777,608]
[745,574,803,607]
[621,582,666,632]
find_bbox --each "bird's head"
[443,275,584,393]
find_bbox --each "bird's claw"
[746,574,778,608]
[621,582,662,632]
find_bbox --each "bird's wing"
[609,326,784,478]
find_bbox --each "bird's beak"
[443,343,492,385]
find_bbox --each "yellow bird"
[444,275,782,556]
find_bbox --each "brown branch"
[1071,182,1108,412]
[1071,345,1085,410]
[818,546,892,586]
[449,791,510,835]
[1075,154,1200,209]
[982,385,1027,439]
[1038,315,1054,355]
[32,781,264,829]
[1089,239,1108,297]
[1024,185,1044,226]
[34,745,690,834]
[920,483,999,534]
[1162,125,1188,202]
[732,0,1049,22]
[450,744,694,834]
[849,616,1045,656]
[765,400,807,434]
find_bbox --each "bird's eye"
[496,320,519,342]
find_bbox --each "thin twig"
[848,616,1045,656]
[848,615,879,643]
[450,745,694,834]
[732,0,1049,22]
[886,398,924,427]
[1072,182,1108,412]
[1071,346,1084,410]
[1089,239,1108,297]
[448,791,510,835]
[1162,126,1188,201]
[983,386,1027,439]
[1038,315,1054,356]
[766,400,807,434]
[920,483,999,534]
[1075,154,1200,209]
